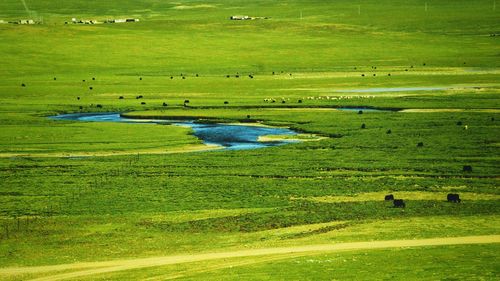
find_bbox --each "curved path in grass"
[1,235,498,281]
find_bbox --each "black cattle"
[92,77,96,80]
[463,165,472,172]
[77,97,80,100]
[139,77,142,80]
[21,83,26,87]
[388,73,391,76]
[136,95,143,99]
[249,75,254,78]
[170,76,174,79]
[182,76,186,79]
[141,102,146,105]
[89,86,93,90]
[358,110,363,114]
[386,129,392,134]
[82,80,86,82]
[196,74,199,77]
[361,123,366,129]
[457,121,463,126]
[385,194,394,201]
[235,75,239,78]
[447,193,461,203]
[162,102,168,107]
[79,106,83,110]
[298,99,302,103]
[247,115,251,119]
[373,74,376,76]
[226,75,230,78]
[96,104,102,108]
[184,99,190,104]
[417,142,424,147]
[282,100,286,104]
[119,96,124,99]
[393,199,405,208]
[361,74,365,77]
[53,77,57,80]
[224,101,229,105]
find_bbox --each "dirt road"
[1,235,498,281]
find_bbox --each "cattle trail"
[0,235,498,281]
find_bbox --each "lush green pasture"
[0,0,499,280]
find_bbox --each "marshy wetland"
[0,0,499,280]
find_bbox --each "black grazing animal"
[119,96,124,99]
[385,194,394,201]
[54,77,57,80]
[417,142,424,147]
[89,87,93,90]
[361,123,366,129]
[249,75,253,78]
[224,101,229,105]
[447,193,461,203]
[21,83,26,87]
[96,104,102,108]
[393,199,405,208]
[463,165,472,172]
[162,102,168,107]
[386,129,392,134]
[184,100,190,104]
[298,99,302,103]
[136,95,143,99]
[358,110,363,114]
[247,115,251,119]
[141,102,146,105]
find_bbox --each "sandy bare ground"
[0,144,223,158]
[1,235,498,281]
[400,108,500,113]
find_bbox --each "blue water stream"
[50,113,298,150]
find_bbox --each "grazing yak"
[447,193,461,203]
[384,194,394,201]
[393,199,405,208]
[463,165,472,172]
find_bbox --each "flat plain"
[0,1,499,280]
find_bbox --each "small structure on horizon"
[230,15,250,20]
[18,19,35,24]
[105,18,139,23]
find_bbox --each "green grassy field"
[0,0,499,280]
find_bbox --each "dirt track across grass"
[1,235,499,281]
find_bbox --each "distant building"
[19,19,35,24]
[230,15,250,20]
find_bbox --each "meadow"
[0,0,499,280]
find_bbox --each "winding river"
[50,113,299,150]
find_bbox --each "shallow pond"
[50,113,298,151]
